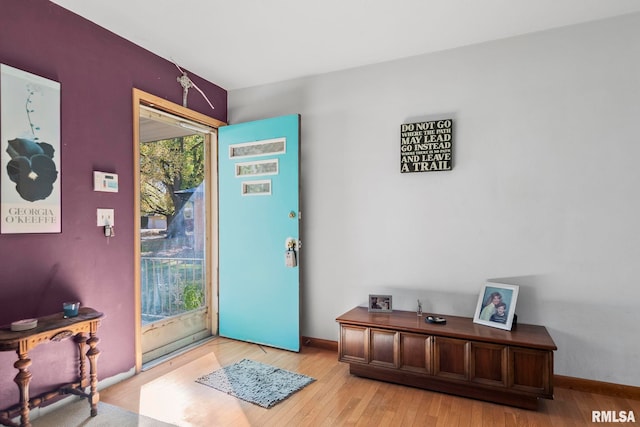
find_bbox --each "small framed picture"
[473,283,519,331]
[368,294,392,312]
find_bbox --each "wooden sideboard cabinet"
[336,307,557,410]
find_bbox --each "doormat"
[195,359,315,408]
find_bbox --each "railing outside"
[141,256,205,325]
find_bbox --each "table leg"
[86,333,100,417]
[14,350,32,427]
[74,333,88,388]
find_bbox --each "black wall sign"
[400,119,453,173]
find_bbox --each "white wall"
[228,13,640,386]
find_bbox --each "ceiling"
[51,0,640,91]
[139,116,198,143]
[139,105,213,143]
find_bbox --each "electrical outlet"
[97,208,114,226]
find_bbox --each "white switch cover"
[97,209,114,226]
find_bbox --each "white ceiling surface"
[51,0,640,91]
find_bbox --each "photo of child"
[489,302,507,324]
[473,283,519,331]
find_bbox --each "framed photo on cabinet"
[368,294,392,312]
[473,283,519,330]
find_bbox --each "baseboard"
[301,336,338,352]
[301,336,640,400]
[98,365,137,390]
[555,375,640,400]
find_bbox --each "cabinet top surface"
[336,307,557,350]
[0,307,103,349]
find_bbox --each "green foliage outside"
[183,282,205,310]
[139,134,205,230]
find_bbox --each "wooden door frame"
[132,88,226,372]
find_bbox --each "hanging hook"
[172,60,215,110]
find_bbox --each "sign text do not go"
[400,119,453,173]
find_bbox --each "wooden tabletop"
[336,306,557,350]
[0,307,104,351]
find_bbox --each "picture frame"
[1,64,61,234]
[368,294,392,312]
[473,283,519,331]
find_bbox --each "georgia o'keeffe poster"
[1,64,60,234]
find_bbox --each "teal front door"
[218,114,300,351]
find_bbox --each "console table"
[336,307,557,409]
[0,307,103,427]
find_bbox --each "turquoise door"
[218,114,300,351]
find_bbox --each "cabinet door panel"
[400,333,432,374]
[434,337,469,381]
[509,347,553,395]
[370,328,398,368]
[470,342,507,387]
[340,325,368,363]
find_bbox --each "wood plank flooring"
[100,338,640,426]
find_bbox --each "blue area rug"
[195,359,315,408]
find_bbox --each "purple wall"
[0,0,227,406]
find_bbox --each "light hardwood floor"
[100,338,640,426]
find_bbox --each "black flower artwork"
[6,137,58,202]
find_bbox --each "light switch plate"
[97,209,114,226]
